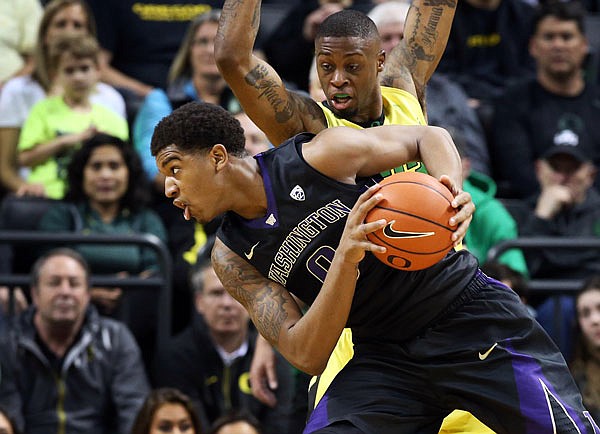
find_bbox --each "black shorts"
[304,274,599,434]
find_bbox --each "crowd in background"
[0,0,599,432]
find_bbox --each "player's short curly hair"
[151,102,246,157]
[316,9,379,41]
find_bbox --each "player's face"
[150,403,196,434]
[577,288,600,350]
[195,267,249,336]
[156,145,226,224]
[32,255,90,329]
[315,36,384,123]
[45,4,89,46]
[57,53,99,102]
[190,20,220,78]
[530,17,588,80]
[83,145,129,207]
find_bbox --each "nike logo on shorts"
[479,343,498,360]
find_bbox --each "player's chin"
[330,103,357,119]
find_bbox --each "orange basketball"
[365,171,457,271]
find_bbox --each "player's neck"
[231,157,268,220]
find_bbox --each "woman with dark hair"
[37,133,167,368]
[570,275,600,422]
[131,388,203,434]
[39,132,166,279]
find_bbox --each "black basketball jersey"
[218,134,479,342]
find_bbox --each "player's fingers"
[438,175,458,196]
[352,187,383,221]
[362,219,386,235]
[363,239,386,254]
[450,189,471,207]
[451,215,473,246]
[354,184,382,208]
[450,201,476,227]
[251,374,277,407]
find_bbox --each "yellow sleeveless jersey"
[311,86,495,434]
[317,86,428,175]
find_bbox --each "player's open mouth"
[183,205,191,221]
[331,93,351,109]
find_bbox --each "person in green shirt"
[17,34,128,199]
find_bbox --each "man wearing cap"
[519,143,600,280]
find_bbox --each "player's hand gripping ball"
[365,172,457,271]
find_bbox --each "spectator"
[0,248,149,434]
[154,237,296,434]
[518,142,600,359]
[234,111,272,156]
[491,0,600,199]
[17,34,129,199]
[452,129,529,276]
[0,0,43,87]
[209,410,262,434]
[437,0,536,118]
[366,0,492,176]
[86,0,224,123]
[0,407,19,434]
[519,143,600,280]
[0,0,126,199]
[570,275,600,422]
[131,388,204,434]
[37,133,167,369]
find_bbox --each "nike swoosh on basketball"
[478,343,498,360]
[382,220,434,239]
[244,242,260,260]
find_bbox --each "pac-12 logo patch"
[290,185,305,201]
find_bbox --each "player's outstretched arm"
[381,0,457,108]
[216,0,325,146]
[212,192,386,376]
[305,125,474,245]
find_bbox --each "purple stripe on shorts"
[303,394,330,433]
[506,341,589,433]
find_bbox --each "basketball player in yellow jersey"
[216,2,491,432]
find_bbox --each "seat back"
[0,195,80,273]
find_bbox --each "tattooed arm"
[381,0,457,110]
[212,188,385,376]
[215,0,326,145]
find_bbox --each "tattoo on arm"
[212,243,290,344]
[245,64,295,124]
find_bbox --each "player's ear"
[377,51,385,71]
[209,144,229,171]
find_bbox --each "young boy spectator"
[17,34,128,199]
